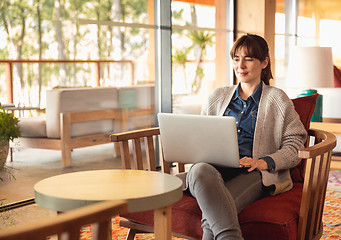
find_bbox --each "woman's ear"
[262,57,269,69]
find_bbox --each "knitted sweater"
[201,83,307,195]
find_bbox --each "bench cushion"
[19,116,47,138]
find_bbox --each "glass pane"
[297,16,315,38]
[275,13,285,35]
[320,19,341,67]
[171,0,232,114]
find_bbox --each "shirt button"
[237,129,240,133]
[236,121,239,124]
[241,111,244,114]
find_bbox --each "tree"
[54,0,67,86]
[188,30,214,94]
[0,0,30,98]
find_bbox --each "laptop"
[158,113,241,168]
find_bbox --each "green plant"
[0,107,19,226]
[0,107,21,142]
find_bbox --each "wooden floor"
[331,155,341,170]
[0,144,122,229]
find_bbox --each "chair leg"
[126,228,137,240]
[61,147,72,167]
[10,147,13,162]
[113,142,121,158]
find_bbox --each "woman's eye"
[245,57,253,61]
[233,58,239,62]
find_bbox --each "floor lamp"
[286,46,334,122]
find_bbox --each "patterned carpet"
[323,170,341,239]
[81,170,341,240]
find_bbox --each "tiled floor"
[0,143,122,229]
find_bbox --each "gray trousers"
[187,162,268,240]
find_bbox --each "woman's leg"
[187,163,266,240]
[220,167,267,214]
[187,163,243,240]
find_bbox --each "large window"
[1,0,236,119]
[0,0,155,131]
[0,0,154,107]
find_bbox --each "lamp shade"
[286,46,334,89]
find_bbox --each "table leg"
[154,205,172,240]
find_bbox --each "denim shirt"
[224,83,275,171]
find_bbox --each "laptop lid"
[158,113,240,168]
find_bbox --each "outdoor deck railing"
[0,59,134,103]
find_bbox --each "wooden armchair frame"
[13,107,154,167]
[110,127,336,240]
[0,200,128,240]
[14,109,120,167]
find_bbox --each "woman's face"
[232,47,268,85]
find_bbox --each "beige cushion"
[19,116,47,138]
[45,85,155,139]
[46,87,118,139]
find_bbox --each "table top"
[34,169,183,213]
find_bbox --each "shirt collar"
[233,82,263,103]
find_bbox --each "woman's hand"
[240,157,268,172]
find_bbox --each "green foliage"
[0,107,21,142]
[172,9,184,19]
[188,31,214,54]
[121,0,147,18]
[173,49,189,65]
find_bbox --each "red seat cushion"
[121,193,203,239]
[121,94,317,239]
[239,183,303,240]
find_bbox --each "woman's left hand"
[240,157,268,172]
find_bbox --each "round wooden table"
[34,169,183,239]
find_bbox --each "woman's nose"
[238,59,246,68]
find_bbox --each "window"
[171,0,234,114]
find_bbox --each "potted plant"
[0,107,21,169]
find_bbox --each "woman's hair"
[230,34,273,85]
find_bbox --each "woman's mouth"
[238,72,248,76]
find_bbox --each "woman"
[185,34,307,239]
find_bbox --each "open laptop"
[158,113,241,168]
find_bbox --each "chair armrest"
[110,127,160,142]
[297,128,337,240]
[298,129,337,159]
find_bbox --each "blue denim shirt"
[224,83,275,171]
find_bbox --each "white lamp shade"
[286,46,334,89]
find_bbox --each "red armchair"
[110,94,336,240]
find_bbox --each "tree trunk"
[37,0,43,106]
[55,0,67,86]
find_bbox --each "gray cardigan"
[200,83,307,195]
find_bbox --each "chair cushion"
[19,116,47,138]
[121,193,203,239]
[239,182,303,240]
[290,94,318,183]
[291,93,318,131]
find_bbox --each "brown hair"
[230,34,273,85]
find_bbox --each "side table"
[34,169,183,240]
